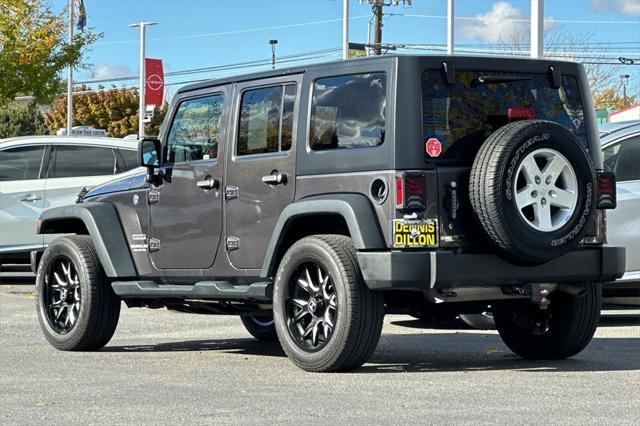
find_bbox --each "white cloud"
[460,1,554,43]
[591,0,640,16]
[90,63,135,81]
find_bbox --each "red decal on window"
[425,138,442,158]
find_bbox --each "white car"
[0,136,139,264]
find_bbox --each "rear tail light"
[395,176,404,208]
[508,107,536,121]
[396,172,426,211]
[596,171,617,209]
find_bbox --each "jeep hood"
[84,167,146,199]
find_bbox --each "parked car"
[0,136,139,265]
[600,120,640,306]
[33,55,624,372]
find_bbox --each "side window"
[602,143,621,173]
[52,146,116,178]
[237,84,296,156]
[166,94,224,164]
[614,136,640,181]
[310,73,386,150]
[117,148,139,172]
[0,145,45,181]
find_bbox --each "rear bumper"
[357,246,626,290]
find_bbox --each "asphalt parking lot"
[1,270,639,425]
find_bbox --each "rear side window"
[51,145,116,178]
[310,73,386,150]
[166,94,224,163]
[0,145,45,181]
[422,71,588,160]
[117,148,139,172]
[237,84,296,156]
[604,136,640,181]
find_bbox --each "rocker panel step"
[111,280,271,302]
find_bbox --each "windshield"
[422,70,588,161]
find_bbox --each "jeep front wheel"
[494,282,601,359]
[240,315,278,342]
[273,235,384,372]
[36,236,121,351]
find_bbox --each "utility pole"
[67,1,74,136]
[372,1,383,56]
[531,0,544,58]
[342,0,349,60]
[269,40,278,69]
[447,0,454,55]
[129,21,157,139]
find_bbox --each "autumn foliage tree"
[44,85,167,138]
[592,88,638,111]
[0,0,98,105]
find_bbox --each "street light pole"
[67,0,74,136]
[269,39,278,69]
[447,0,454,55]
[343,0,349,60]
[620,74,630,107]
[129,21,158,139]
[531,0,544,58]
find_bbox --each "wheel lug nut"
[531,190,538,198]
[541,198,547,205]
[535,176,541,184]
[549,189,556,197]
[545,176,552,185]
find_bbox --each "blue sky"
[48,0,640,96]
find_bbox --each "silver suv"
[0,136,139,264]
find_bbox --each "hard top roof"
[177,54,580,94]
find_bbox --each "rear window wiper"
[471,75,532,87]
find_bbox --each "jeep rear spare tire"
[470,120,596,263]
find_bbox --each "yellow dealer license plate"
[392,219,438,248]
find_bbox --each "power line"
[96,16,370,46]
[76,48,341,85]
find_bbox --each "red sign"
[145,58,164,107]
[425,138,442,158]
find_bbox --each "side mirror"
[138,138,162,183]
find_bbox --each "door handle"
[196,177,220,190]
[261,172,286,186]
[20,194,42,202]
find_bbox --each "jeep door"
[149,88,228,270]
[225,76,300,269]
[0,144,48,254]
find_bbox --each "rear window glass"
[310,73,386,150]
[422,70,588,160]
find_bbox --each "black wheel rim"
[285,262,337,352]
[43,256,81,334]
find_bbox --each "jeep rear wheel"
[36,236,121,351]
[273,235,384,372]
[470,120,596,263]
[494,282,601,359]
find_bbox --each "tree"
[0,101,48,138]
[0,0,98,105]
[502,29,635,99]
[44,85,168,138]
[592,88,637,111]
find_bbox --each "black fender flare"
[38,202,137,278]
[260,193,386,277]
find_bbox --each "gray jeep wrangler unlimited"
[34,55,625,372]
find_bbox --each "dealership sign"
[145,58,164,107]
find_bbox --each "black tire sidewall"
[273,238,351,370]
[36,237,99,350]
[498,122,595,257]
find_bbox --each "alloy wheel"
[44,257,81,334]
[513,148,578,232]
[285,262,338,351]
